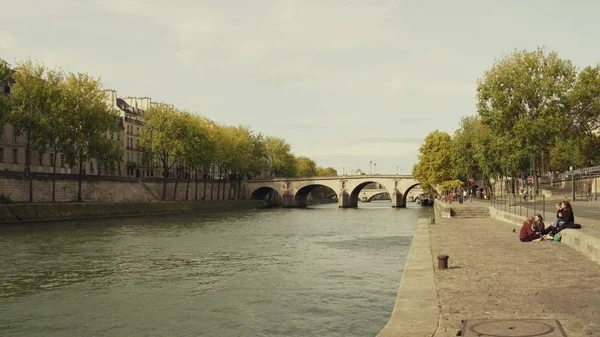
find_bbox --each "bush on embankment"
[0,200,271,224]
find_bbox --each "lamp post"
[370,161,372,175]
[570,137,575,201]
[374,163,377,174]
[396,166,399,175]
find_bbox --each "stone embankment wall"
[0,173,246,203]
[0,200,270,224]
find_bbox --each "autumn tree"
[412,130,457,194]
[477,47,577,192]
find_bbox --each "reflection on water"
[0,201,431,337]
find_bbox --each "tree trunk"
[228,173,233,200]
[77,151,84,202]
[237,177,242,200]
[185,171,191,201]
[203,170,208,200]
[51,156,57,202]
[222,172,227,199]
[216,173,221,200]
[195,169,199,201]
[210,171,214,200]
[161,159,168,201]
[532,151,539,195]
[25,131,33,202]
[173,170,179,200]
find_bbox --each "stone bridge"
[247,175,421,208]
[358,187,424,202]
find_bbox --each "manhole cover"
[461,319,566,336]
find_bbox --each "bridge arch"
[250,186,282,202]
[294,184,338,208]
[349,181,394,207]
[401,183,421,206]
[366,191,391,202]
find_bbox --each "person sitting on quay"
[549,201,580,233]
[519,214,554,242]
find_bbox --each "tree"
[567,65,600,164]
[412,130,456,193]
[0,59,11,126]
[34,68,70,201]
[316,167,338,176]
[263,136,296,177]
[8,60,50,202]
[182,116,213,201]
[139,105,188,201]
[294,156,318,177]
[62,72,120,202]
[476,47,577,192]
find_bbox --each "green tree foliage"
[1,56,335,204]
[35,68,71,202]
[316,167,338,176]
[476,47,577,191]
[294,156,318,177]
[8,60,50,202]
[412,130,456,193]
[139,105,189,200]
[263,136,297,178]
[61,72,121,201]
[0,59,11,125]
[64,73,119,201]
[413,47,600,197]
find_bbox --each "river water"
[0,201,431,337]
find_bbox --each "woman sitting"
[519,214,553,242]
[549,201,576,233]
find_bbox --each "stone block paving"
[429,218,600,337]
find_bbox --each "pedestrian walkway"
[429,218,600,337]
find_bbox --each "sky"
[2,0,600,175]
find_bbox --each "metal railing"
[489,194,546,219]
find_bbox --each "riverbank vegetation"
[413,47,600,194]
[0,58,337,201]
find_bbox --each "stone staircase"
[450,206,490,218]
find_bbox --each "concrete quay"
[378,204,600,337]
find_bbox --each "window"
[0,147,4,163]
[137,153,140,164]
[61,155,65,167]
[90,162,95,174]
[136,127,139,135]
[39,152,44,166]
[12,128,17,142]
[49,153,55,166]
[12,149,18,164]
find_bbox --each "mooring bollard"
[437,254,449,269]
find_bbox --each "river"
[0,201,432,337]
